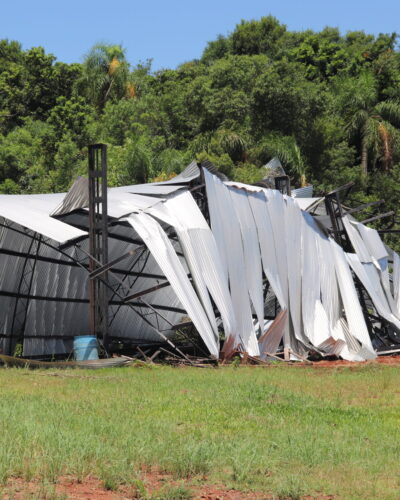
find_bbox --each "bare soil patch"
[2,473,270,499]
[307,354,400,368]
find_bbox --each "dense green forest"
[1,16,400,235]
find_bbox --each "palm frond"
[346,109,369,137]
[375,100,400,128]
[272,136,307,180]
[218,129,246,159]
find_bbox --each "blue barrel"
[73,336,99,361]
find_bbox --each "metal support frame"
[88,144,109,353]
[324,182,354,249]
[73,244,198,361]
[344,199,384,216]
[123,281,171,302]
[89,247,143,279]
[322,183,380,340]
[353,275,375,339]
[0,220,196,360]
[360,211,395,225]
[274,175,291,196]
[322,182,400,351]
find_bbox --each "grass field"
[0,362,399,499]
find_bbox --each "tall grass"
[0,364,399,498]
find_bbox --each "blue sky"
[1,0,399,71]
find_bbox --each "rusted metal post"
[88,144,109,354]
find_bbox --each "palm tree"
[260,134,308,186]
[348,101,400,174]
[275,139,308,186]
[125,138,154,184]
[77,44,131,110]
[342,72,400,175]
[217,129,247,162]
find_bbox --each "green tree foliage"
[230,16,287,57]
[335,72,400,174]
[76,43,131,110]
[0,21,400,246]
[0,43,81,133]
[289,28,349,79]
[47,96,94,147]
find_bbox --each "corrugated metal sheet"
[285,198,304,344]
[204,170,259,355]
[291,185,314,198]
[148,191,237,343]
[128,211,219,358]
[0,195,86,243]
[0,169,396,361]
[330,240,376,358]
[229,187,264,336]
[342,216,372,263]
[294,197,323,211]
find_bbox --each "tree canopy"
[0,17,400,243]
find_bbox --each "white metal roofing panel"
[0,195,86,243]
[301,212,328,346]
[229,187,264,336]
[363,261,392,312]
[111,184,185,196]
[203,169,229,281]
[347,253,400,330]
[332,318,364,361]
[342,216,372,263]
[291,185,314,198]
[51,177,88,216]
[285,197,306,344]
[204,169,259,355]
[264,190,289,306]
[331,239,376,359]
[147,197,218,339]
[317,230,340,328]
[128,212,219,358]
[111,161,200,193]
[247,190,285,309]
[393,252,400,317]
[294,197,323,211]
[355,222,388,261]
[224,181,265,192]
[7,192,67,212]
[149,191,209,231]
[147,191,237,342]
[313,300,334,348]
[106,191,165,218]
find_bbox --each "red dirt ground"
[2,473,271,499]
[1,472,336,499]
[306,354,400,368]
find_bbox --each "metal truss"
[88,144,109,352]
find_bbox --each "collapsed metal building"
[0,145,400,362]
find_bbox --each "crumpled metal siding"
[0,169,396,361]
[204,170,259,355]
[128,211,219,358]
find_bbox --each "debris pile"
[0,159,399,363]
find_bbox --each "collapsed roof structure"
[0,146,399,362]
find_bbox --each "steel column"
[88,144,109,353]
